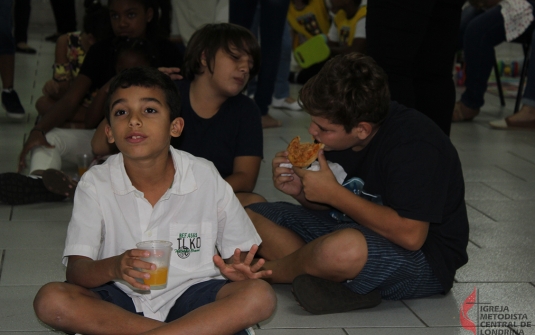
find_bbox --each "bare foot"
[262,114,282,128]
[452,101,479,122]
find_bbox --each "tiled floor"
[2,23,535,335]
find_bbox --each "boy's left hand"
[293,150,341,205]
[213,244,272,281]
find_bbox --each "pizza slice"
[286,136,325,168]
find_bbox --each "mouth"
[234,77,245,86]
[126,134,146,143]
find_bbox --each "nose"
[119,15,128,27]
[128,113,141,127]
[238,58,250,74]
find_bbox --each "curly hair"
[299,53,390,132]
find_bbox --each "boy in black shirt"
[247,52,469,315]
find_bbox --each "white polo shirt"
[63,147,262,320]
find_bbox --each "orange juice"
[78,167,88,177]
[143,267,168,286]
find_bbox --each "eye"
[145,108,157,114]
[128,12,136,18]
[110,13,119,20]
[114,109,126,116]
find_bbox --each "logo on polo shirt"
[175,232,201,259]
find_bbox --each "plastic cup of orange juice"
[77,153,92,177]
[136,240,172,290]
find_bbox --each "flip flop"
[291,274,381,315]
[42,169,78,198]
[489,116,535,130]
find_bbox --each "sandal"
[452,101,479,122]
[291,274,381,315]
[42,169,78,198]
[489,115,535,130]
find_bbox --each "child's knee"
[33,282,75,323]
[245,280,277,319]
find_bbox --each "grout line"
[468,239,482,249]
[465,202,498,222]
[0,249,5,282]
[507,150,535,166]
[481,181,514,200]
[401,300,429,327]
[9,205,13,221]
[493,165,527,182]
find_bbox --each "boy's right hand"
[272,151,303,197]
[114,249,156,291]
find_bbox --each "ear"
[352,121,374,140]
[170,117,184,138]
[104,123,115,144]
[146,7,154,23]
[200,51,207,67]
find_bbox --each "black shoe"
[2,90,25,119]
[291,274,382,315]
[16,45,37,54]
[45,33,60,43]
[0,173,66,205]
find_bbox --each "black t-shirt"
[79,37,183,90]
[325,101,469,293]
[170,80,263,179]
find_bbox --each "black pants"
[50,0,76,34]
[366,0,465,136]
[13,0,30,44]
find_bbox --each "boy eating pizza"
[246,52,469,315]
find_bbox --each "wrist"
[31,128,46,137]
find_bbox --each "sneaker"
[2,90,25,119]
[0,173,66,205]
[271,97,302,111]
[245,327,256,335]
[291,274,381,315]
[42,169,78,198]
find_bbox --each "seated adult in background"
[453,0,535,124]
[246,53,469,314]
[35,0,112,128]
[92,23,263,205]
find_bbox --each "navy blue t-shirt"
[325,101,469,293]
[170,80,263,178]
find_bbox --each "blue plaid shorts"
[248,201,444,300]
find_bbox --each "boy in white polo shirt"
[33,67,276,335]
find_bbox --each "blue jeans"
[230,0,291,115]
[460,4,535,109]
[249,8,292,100]
[0,0,15,55]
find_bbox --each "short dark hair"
[299,53,391,132]
[83,0,112,41]
[183,23,261,81]
[106,67,181,123]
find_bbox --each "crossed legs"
[246,209,368,284]
[33,279,275,335]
